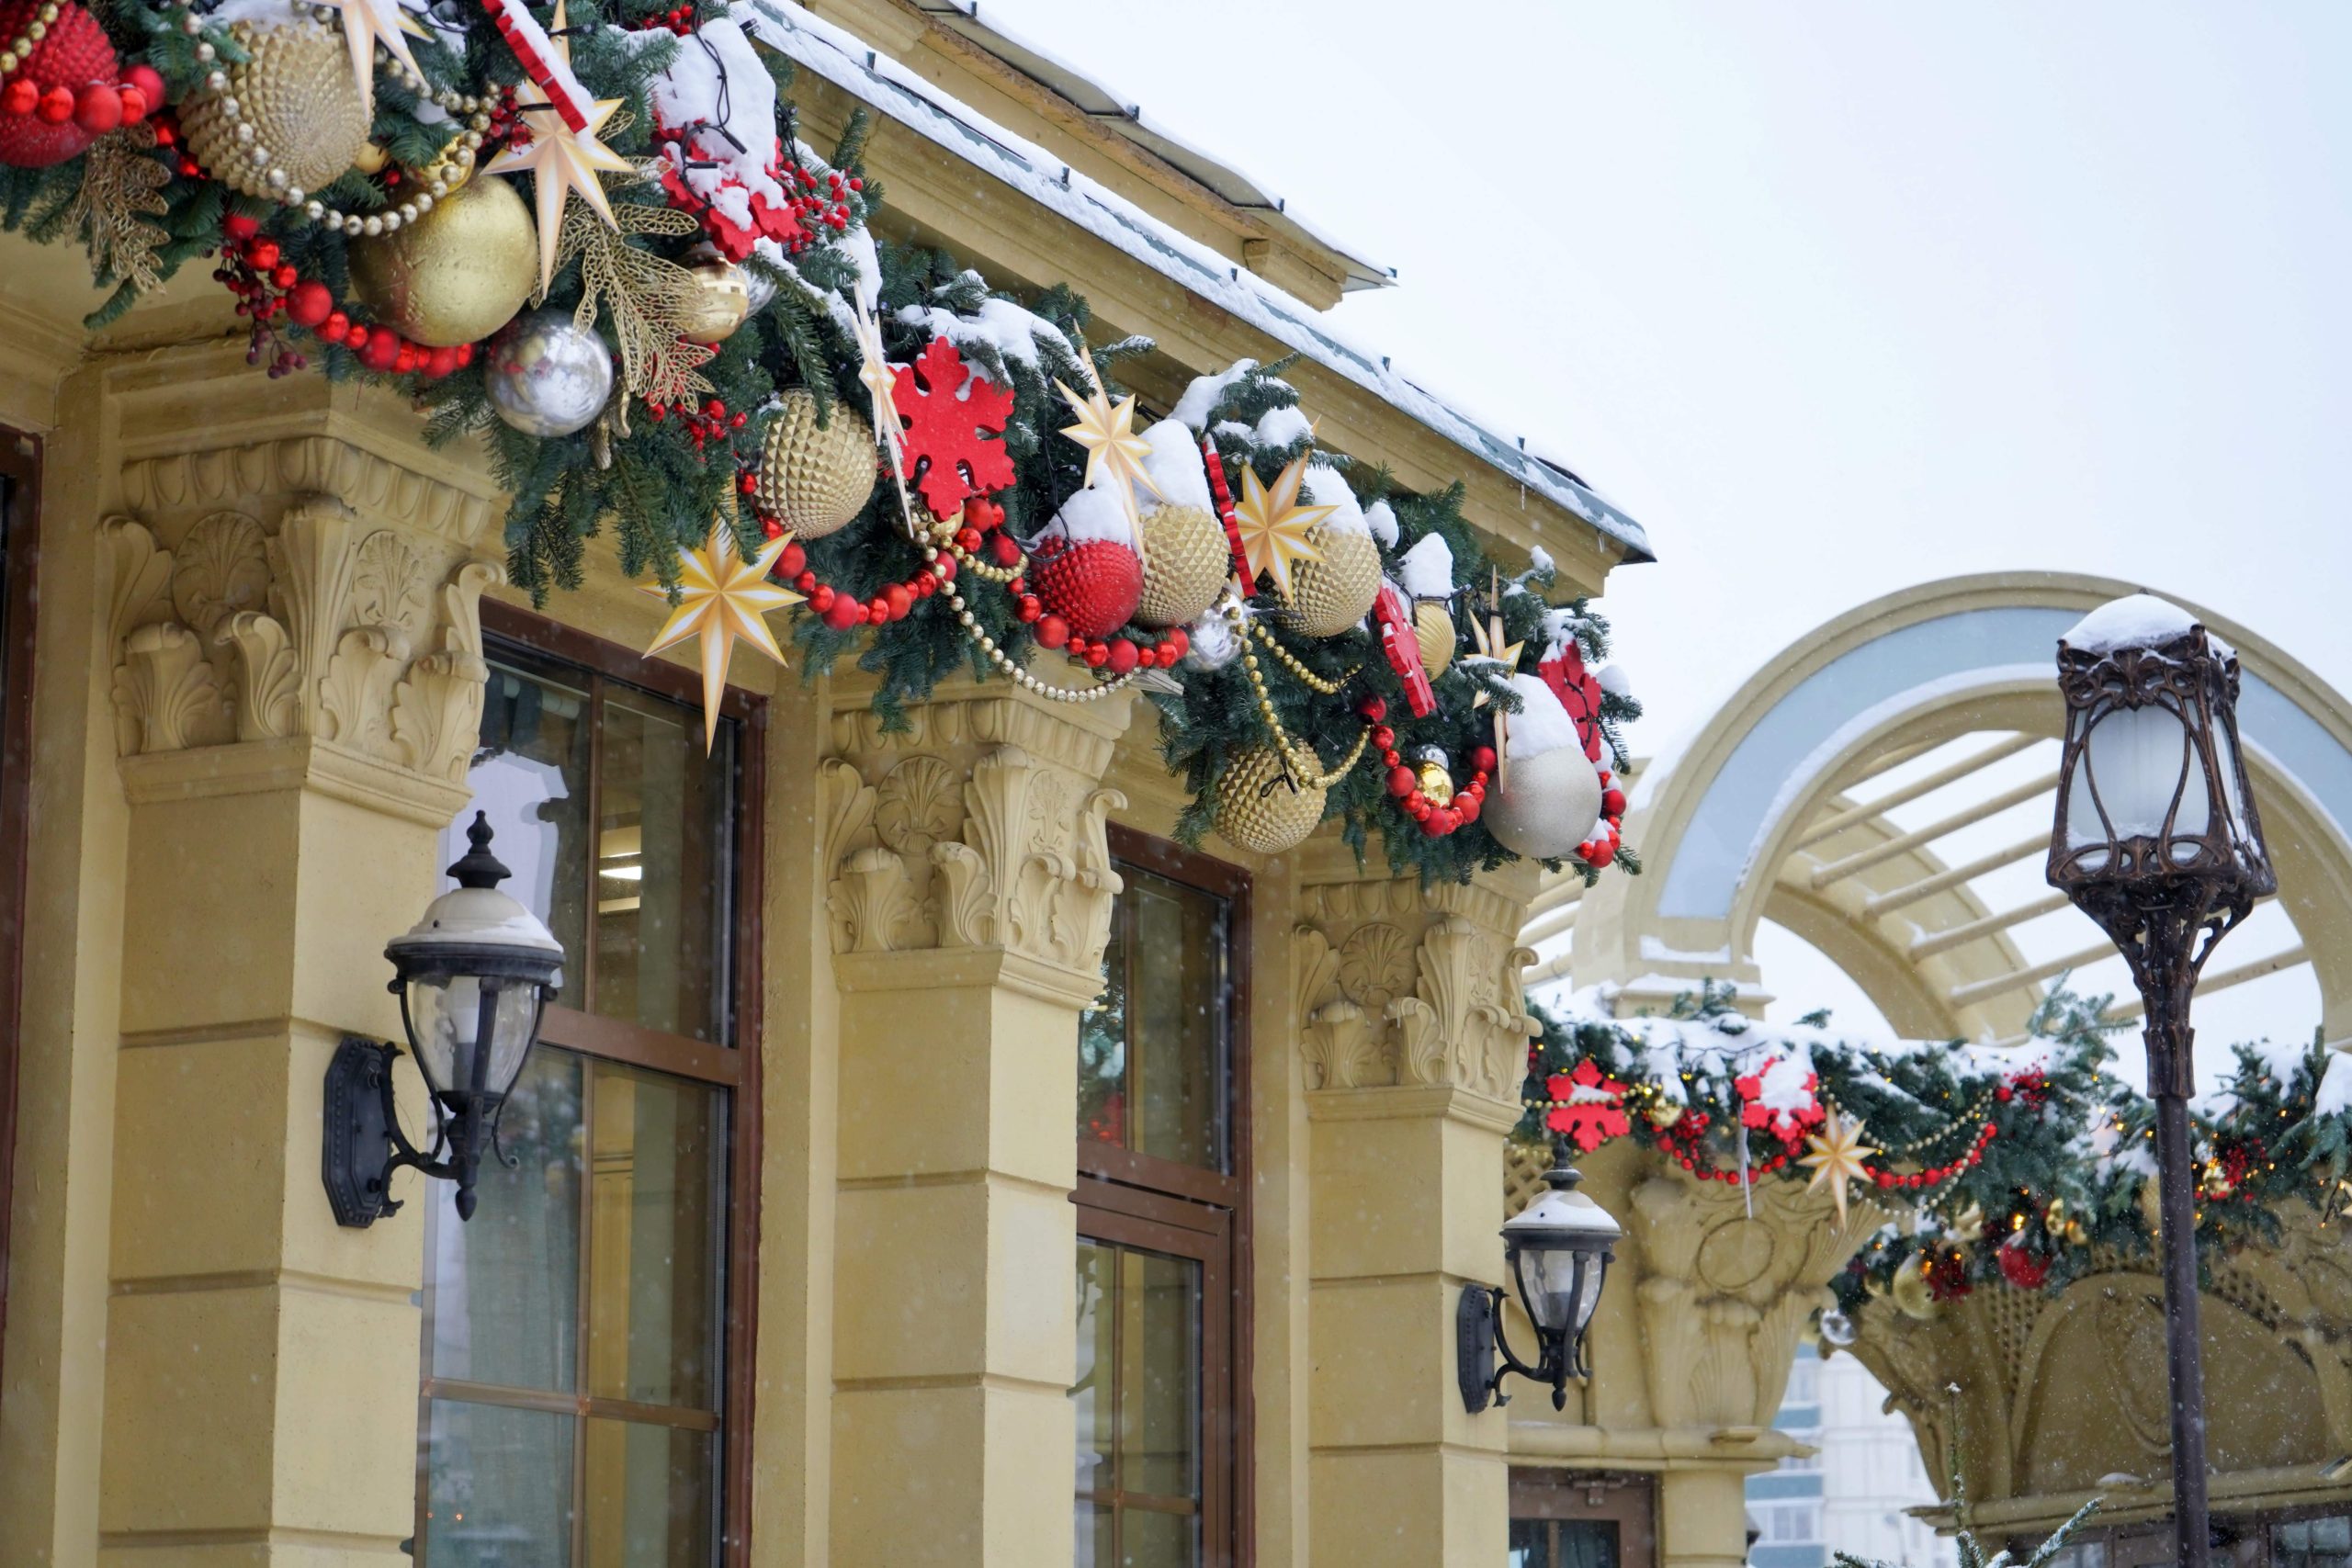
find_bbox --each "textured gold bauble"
[1133,502,1229,628]
[1414,600,1457,678]
[1890,1256,1941,1322]
[179,20,370,201]
[346,175,538,347]
[1273,524,1381,638]
[1213,743,1326,856]
[679,251,753,344]
[755,389,876,540]
[1415,759,1454,805]
[1645,1100,1684,1131]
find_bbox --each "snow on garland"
[1520,983,2352,1305]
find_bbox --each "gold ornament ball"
[1645,1100,1684,1131]
[1133,503,1229,629]
[1414,758,1454,806]
[1274,524,1382,638]
[346,175,539,348]
[179,19,370,202]
[1414,600,1457,678]
[755,389,876,540]
[1213,744,1326,856]
[679,249,754,344]
[1890,1256,1941,1321]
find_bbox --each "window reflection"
[1079,869,1228,1171]
[1073,1237,1203,1567]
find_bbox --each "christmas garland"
[0,0,1644,882]
[1518,984,2352,1312]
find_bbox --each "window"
[0,430,35,1380]
[1509,1519,1621,1568]
[2278,1517,2352,1568]
[413,604,763,1568]
[1074,829,1249,1567]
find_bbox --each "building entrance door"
[1511,1471,1657,1568]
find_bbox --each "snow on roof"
[905,0,1396,294]
[2064,593,2200,654]
[743,0,1654,564]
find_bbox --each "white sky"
[978,0,2352,1055]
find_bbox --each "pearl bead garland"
[172,0,488,231]
[0,1,63,76]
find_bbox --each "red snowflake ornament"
[1734,1063,1825,1147]
[1544,1059,1630,1153]
[1538,640,1608,764]
[891,337,1017,518]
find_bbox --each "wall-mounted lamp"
[1457,1141,1621,1412]
[323,813,564,1227]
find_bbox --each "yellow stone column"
[87,349,504,1564]
[1295,848,1543,1567]
[819,678,1138,1568]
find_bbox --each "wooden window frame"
[414,600,765,1567]
[1076,825,1253,1566]
[0,429,39,1390]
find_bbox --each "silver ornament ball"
[1179,604,1243,672]
[742,265,778,315]
[484,308,616,437]
[1818,1308,1857,1348]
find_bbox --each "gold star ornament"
[640,520,803,753]
[316,0,428,117]
[1467,567,1526,708]
[1799,1108,1881,1224]
[1054,341,1160,525]
[483,1,632,294]
[1230,455,1336,601]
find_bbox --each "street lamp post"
[2046,594,2274,1568]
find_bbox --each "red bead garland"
[214,216,476,381]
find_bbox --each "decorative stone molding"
[101,480,503,791]
[1626,1170,1885,1433]
[1295,867,1541,1100]
[821,687,1137,990]
[1845,1206,2352,1528]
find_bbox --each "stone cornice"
[117,734,473,828]
[1304,1082,1522,1134]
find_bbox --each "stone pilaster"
[87,353,504,1565]
[1295,847,1542,1568]
[819,677,1138,1568]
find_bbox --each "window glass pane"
[465,658,594,980]
[1510,1517,1551,1568]
[594,686,732,1043]
[584,1060,726,1411]
[423,1398,575,1567]
[1121,1505,1198,1568]
[1075,1239,1115,1495]
[582,1419,715,1568]
[1078,866,1228,1171]
[428,1047,584,1393]
[1120,1247,1199,1502]
[1075,1500,1114,1568]
[1561,1521,1619,1568]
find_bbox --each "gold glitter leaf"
[547,199,713,407]
[70,127,171,294]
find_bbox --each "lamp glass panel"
[2078,701,2205,848]
[407,976,547,1099]
[1514,1242,1603,1334]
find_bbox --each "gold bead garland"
[1245,618,1355,695]
[0,0,62,77]
[1228,602,1370,790]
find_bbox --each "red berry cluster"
[1871,1122,1997,1190]
[648,397,749,450]
[1995,1070,2050,1108]
[1924,1244,1975,1301]
[218,216,473,378]
[765,529,957,633]
[0,59,155,130]
[636,2,698,32]
[1652,1106,1792,1184]
[789,163,860,234]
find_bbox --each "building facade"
[0,4,1849,1568]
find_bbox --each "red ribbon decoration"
[1201,433,1254,586]
[1371,580,1436,716]
[477,0,590,132]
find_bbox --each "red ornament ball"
[1471,745,1498,774]
[1996,1241,2050,1292]
[1027,534,1142,641]
[1035,614,1070,650]
[0,0,119,165]
[285,280,334,329]
[1386,765,1417,798]
[1106,638,1138,675]
[1602,787,1627,818]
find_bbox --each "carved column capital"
[100,434,503,815]
[820,676,1141,992]
[1625,1165,1886,1433]
[1295,852,1543,1107]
